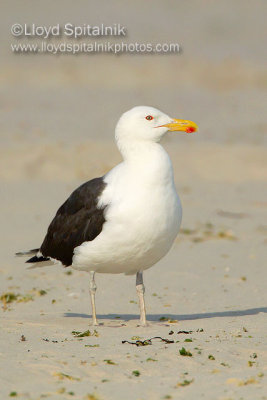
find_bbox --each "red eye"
[145,115,154,121]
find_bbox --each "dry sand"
[1,1,267,399]
[1,142,266,400]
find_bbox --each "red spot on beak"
[186,126,196,133]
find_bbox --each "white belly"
[72,180,182,275]
[72,146,182,275]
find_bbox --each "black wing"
[34,177,107,266]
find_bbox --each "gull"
[17,106,197,326]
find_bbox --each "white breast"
[72,144,182,274]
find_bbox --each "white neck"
[116,138,174,185]
[116,138,158,160]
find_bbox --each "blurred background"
[0,0,266,253]
[1,0,266,147]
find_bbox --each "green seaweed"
[72,330,99,337]
[176,379,194,387]
[179,347,192,357]
[104,359,116,365]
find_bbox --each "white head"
[115,106,198,146]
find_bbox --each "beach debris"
[53,372,80,381]
[208,354,215,360]
[248,361,255,367]
[0,292,31,310]
[103,359,116,365]
[20,335,26,342]
[176,378,194,387]
[179,347,192,357]
[42,338,59,343]
[220,362,230,367]
[1,293,19,304]
[0,288,47,310]
[122,336,174,346]
[180,228,195,235]
[84,395,100,400]
[122,339,151,346]
[158,317,178,323]
[177,330,193,334]
[132,370,140,377]
[71,330,99,337]
[226,377,258,386]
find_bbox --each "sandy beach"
[1,1,267,399]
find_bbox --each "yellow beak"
[160,118,198,133]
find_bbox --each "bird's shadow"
[64,307,267,321]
